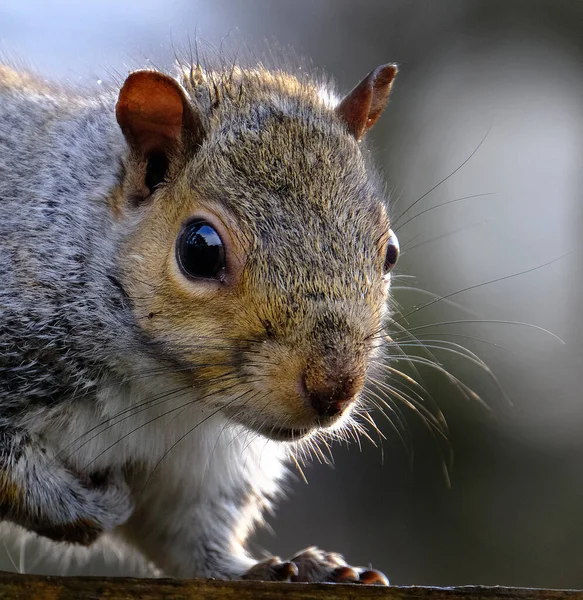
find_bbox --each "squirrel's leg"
[119,474,261,578]
[119,436,388,584]
[0,427,133,544]
[122,479,388,583]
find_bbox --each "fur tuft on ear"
[116,70,203,156]
[336,64,397,141]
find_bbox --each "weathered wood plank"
[0,572,581,600]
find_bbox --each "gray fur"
[0,62,393,581]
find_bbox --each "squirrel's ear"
[336,64,397,141]
[116,70,204,157]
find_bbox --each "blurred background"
[1,0,583,588]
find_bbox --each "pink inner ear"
[116,71,186,155]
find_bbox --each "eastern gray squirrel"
[0,57,399,583]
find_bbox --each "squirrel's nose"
[302,372,360,418]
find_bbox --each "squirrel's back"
[0,66,129,408]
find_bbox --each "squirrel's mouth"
[254,414,345,442]
[259,425,314,442]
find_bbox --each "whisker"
[79,380,243,472]
[398,319,565,344]
[400,220,487,255]
[392,331,513,354]
[58,371,240,463]
[363,385,411,438]
[56,383,197,463]
[391,128,490,226]
[129,362,238,381]
[368,375,447,437]
[383,320,469,404]
[358,409,387,441]
[290,453,308,484]
[142,388,263,493]
[362,389,411,454]
[385,354,486,407]
[388,340,511,406]
[370,362,451,440]
[394,192,495,233]
[393,254,570,326]
[391,285,480,318]
[374,321,428,390]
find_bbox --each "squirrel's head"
[114,63,398,442]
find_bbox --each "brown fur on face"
[115,66,394,440]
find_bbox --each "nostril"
[302,374,357,418]
[310,391,344,418]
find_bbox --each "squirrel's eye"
[383,229,399,274]
[176,220,226,280]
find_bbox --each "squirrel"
[0,55,399,583]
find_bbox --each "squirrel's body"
[0,59,398,581]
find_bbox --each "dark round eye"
[176,219,226,280]
[383,229,399,274]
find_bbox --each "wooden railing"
[0,572,581,600]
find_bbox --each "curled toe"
[358,569,390,586]
[273,561,299,581]
[330,566,360,583]
[243,557,299,582]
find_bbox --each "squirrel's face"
[115,65,398,442]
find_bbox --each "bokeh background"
[1,0,583,588]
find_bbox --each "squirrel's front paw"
[243,547,388,585]
[29,467,133,545]
[85,468,134,530]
